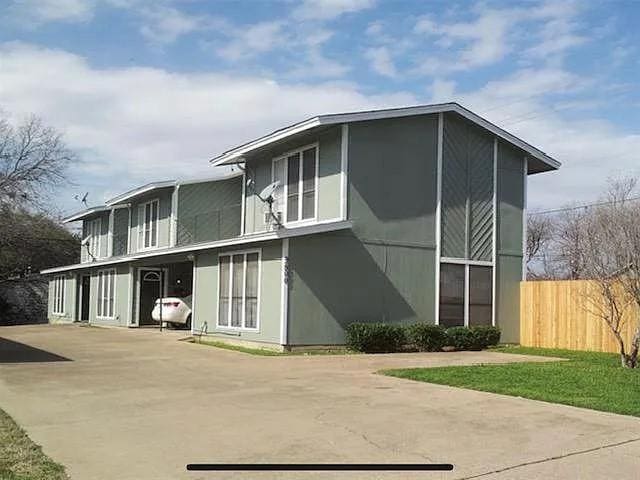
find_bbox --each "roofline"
[41,219,352,274]
[209,102,561,170]
[106,180,177,206]
[62,206,111,224]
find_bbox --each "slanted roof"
[106,180,176,206]
[62,206,111,224]
[209,102,561,173]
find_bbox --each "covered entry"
[134,260,193,327]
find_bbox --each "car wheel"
[185,314,192,330]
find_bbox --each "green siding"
[287,114,439,345]
[243,126,343,234]
[176,177,242,245]
[192,241,282,344]
[112,208,129,256]
[496,255,522,343]
[288,232,436,345]
[441,113,494,261]
[47,274,77,323]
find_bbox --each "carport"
[132,256,194,328]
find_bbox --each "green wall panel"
[112,208,129,256]
[496,254,522,343]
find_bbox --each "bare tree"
[579,177,640,368]
[526,215,553,278]
[0,114,75,208]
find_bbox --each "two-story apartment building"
[42,103,559,348]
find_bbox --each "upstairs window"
[52,275,65,314]
[138,199,159,250]
[272,145,318,224]
[86,218,101,260]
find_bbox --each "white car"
[151,295,192,329]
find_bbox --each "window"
[218,251,260,330]
[52,275,65,314]
[439,263,493,327]
[97,269,116,318]
[86,218,101,260]
[272,145,318,224]
[138,199,159,249]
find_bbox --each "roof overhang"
[41,219,352,274]
[106,180,176,206]
[62,206,111,223]
[209,102,561,173]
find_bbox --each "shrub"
[407,323,447,352]
[445,327,476,350]
[345,323,406,353]
[445,326,502,350]
[471,326,501,349]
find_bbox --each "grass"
[382,346,640,417]
[0,408,68,480]
[189,338,355,356]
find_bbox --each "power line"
[530,195,640,216]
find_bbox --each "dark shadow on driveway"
[0,337,71,363]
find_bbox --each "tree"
[0,205,79,279]
[578,178,640,368]
[0,114,75,208]
[526,215,553,278]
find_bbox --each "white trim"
[522,156,528,281]
[191,254,198,335]
[271,142,319,227]
[492,137,498,327]
[40,219,352,274]
[138,198,160,251]
[96,268,117,319]
[63,206,110,224]
[84,217,102,262]
[280,238,289,345]
[126,207,132,255]
[107,209,115,257]
[52,275,66,315]
[106,180,176,206]
[215,249,261,332]
[441,257,493,266]
[170,185,179,247]
[340,123,349,220]
[434,112,443,325]
[240,170,246,236]
[464,264,470,326]
[210,103,561,171]
[127,265,133,326]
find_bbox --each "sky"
[1,0,639,217]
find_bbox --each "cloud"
[137,5,222,46]
[365,46,397,78]
[215,21,287,61]
[0,42,416,213]
[292,0,375,21]
[6,0,95,25]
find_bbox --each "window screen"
[439,263,465,327]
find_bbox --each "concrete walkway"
[0,324,638,480]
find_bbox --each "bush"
[407,323,447,352]
[445,326,476,350]
[345,323,406,353]
[445,326,502,350]
[471,326,501,349]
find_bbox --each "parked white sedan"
[151,295,192,329]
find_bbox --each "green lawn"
[0,408,68,480]
[382,346,640,417]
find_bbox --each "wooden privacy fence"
[520,280,639,354]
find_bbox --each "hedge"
[345,323,406,353]
[407,324,448,352]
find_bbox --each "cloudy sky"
[1,0,639,216]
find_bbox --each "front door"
[139,270,164,325]
[80,276,90,322]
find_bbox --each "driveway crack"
[457,436,640,479]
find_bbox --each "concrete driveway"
[0,325,638,480]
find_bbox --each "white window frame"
[271,143,319,226]
[86,217,102,261]
[96,269,116,319]
[216,249,261,331]
[438,259,494,327]
[138,199,160,251]
[52,275,66,315]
